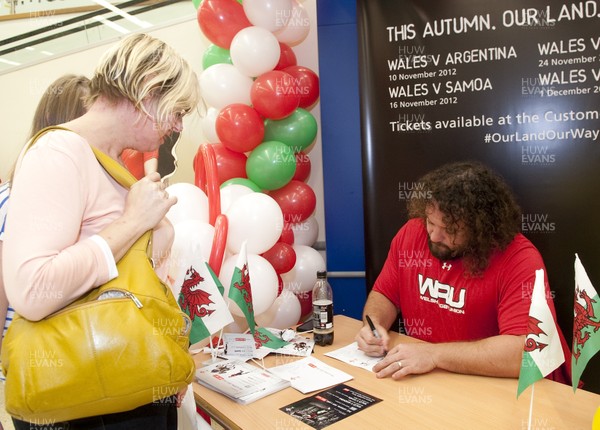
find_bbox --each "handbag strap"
[89,146,137,190]
[14,126,70,175]
[87,138,154,254]
[19,125,137,190]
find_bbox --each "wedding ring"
[397,361,403,369]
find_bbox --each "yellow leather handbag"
[1,130,194,423]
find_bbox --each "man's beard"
[427,238,464,261]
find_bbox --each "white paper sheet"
[324,342,384,372]
[268,356,353,394]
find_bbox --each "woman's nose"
[172,117,183,133]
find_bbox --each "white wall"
[0,1,325,243]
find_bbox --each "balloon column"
[192,0,324,328]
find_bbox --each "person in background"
[3,33,199,429]
[356,161,571,383]
[0,74,91,354]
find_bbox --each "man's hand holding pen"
[355,315,390,358]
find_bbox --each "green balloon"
[202,44,232,70]
[221,177,262,192]
[246,141,297,191]
[264,108,318,153]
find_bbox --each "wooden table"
[192,315,600,429]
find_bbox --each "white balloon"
[165,183,209,225]
[281,245,326,293]
[230,26,281,77]
[255,289,301,329]
[273,0,310,46]
[291,215,319,246]
[243,0,293,32]
[166,220,215,296]
[199,63,253,109]
[225,193,283,254]
[219,253,278,317]
[201,107,220,144]
[223,314,249,334]
[220,184,255,214]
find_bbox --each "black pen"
[366,315,387,355]
[365,314,381,339]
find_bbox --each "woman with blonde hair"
[3,33,200,430]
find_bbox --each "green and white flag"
[254,327,290,350]
[228,241,256,335]
[176,258,234,345]
[517,269,565,397]
[572,254,600,391]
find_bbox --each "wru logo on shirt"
[418,274,466,313]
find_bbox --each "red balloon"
[121,149,144,180]
[269,180,316,223]
[197,0,251,49]
[277,275,284,296]
[296,290,313,321]
[293,152,311,182]
[250,71,300,120]
[283,65,320,109]
[275,43,297,70]
[261,242,297,274]
[195,143,247,186]
[201,144,221,225]
[216,104,264,153]
[209,214,228,276]
[278,222,295,245]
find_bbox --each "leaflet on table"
[324,342,383,372]
[195,359,290,405]
[261,328,314,357]
[280,383,382,430]
[223,333,256,360]
[268,356,353,394]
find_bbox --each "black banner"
[358,0,600,392]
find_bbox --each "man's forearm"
[362,290,399,329]
[375,333,526,379]
[430,334,525,378]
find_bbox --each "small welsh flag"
[227,241,256,335]
[177,259,233,345]
[572,254,600,391]
[254,327,289,350]
[517,269,565,397]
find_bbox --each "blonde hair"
[88,33,200,125]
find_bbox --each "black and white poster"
[358,0,600,391]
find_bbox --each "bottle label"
[313,302,333,330]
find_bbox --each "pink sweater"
[3,129,171,320]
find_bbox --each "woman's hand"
[123,172,177,232]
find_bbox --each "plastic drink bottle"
[312,270,334,346]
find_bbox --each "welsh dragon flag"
[254,327,289,350]
[176,259,233,345]
[228,241,256,335]
[517,269,565,397]
[572,254,600,391]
